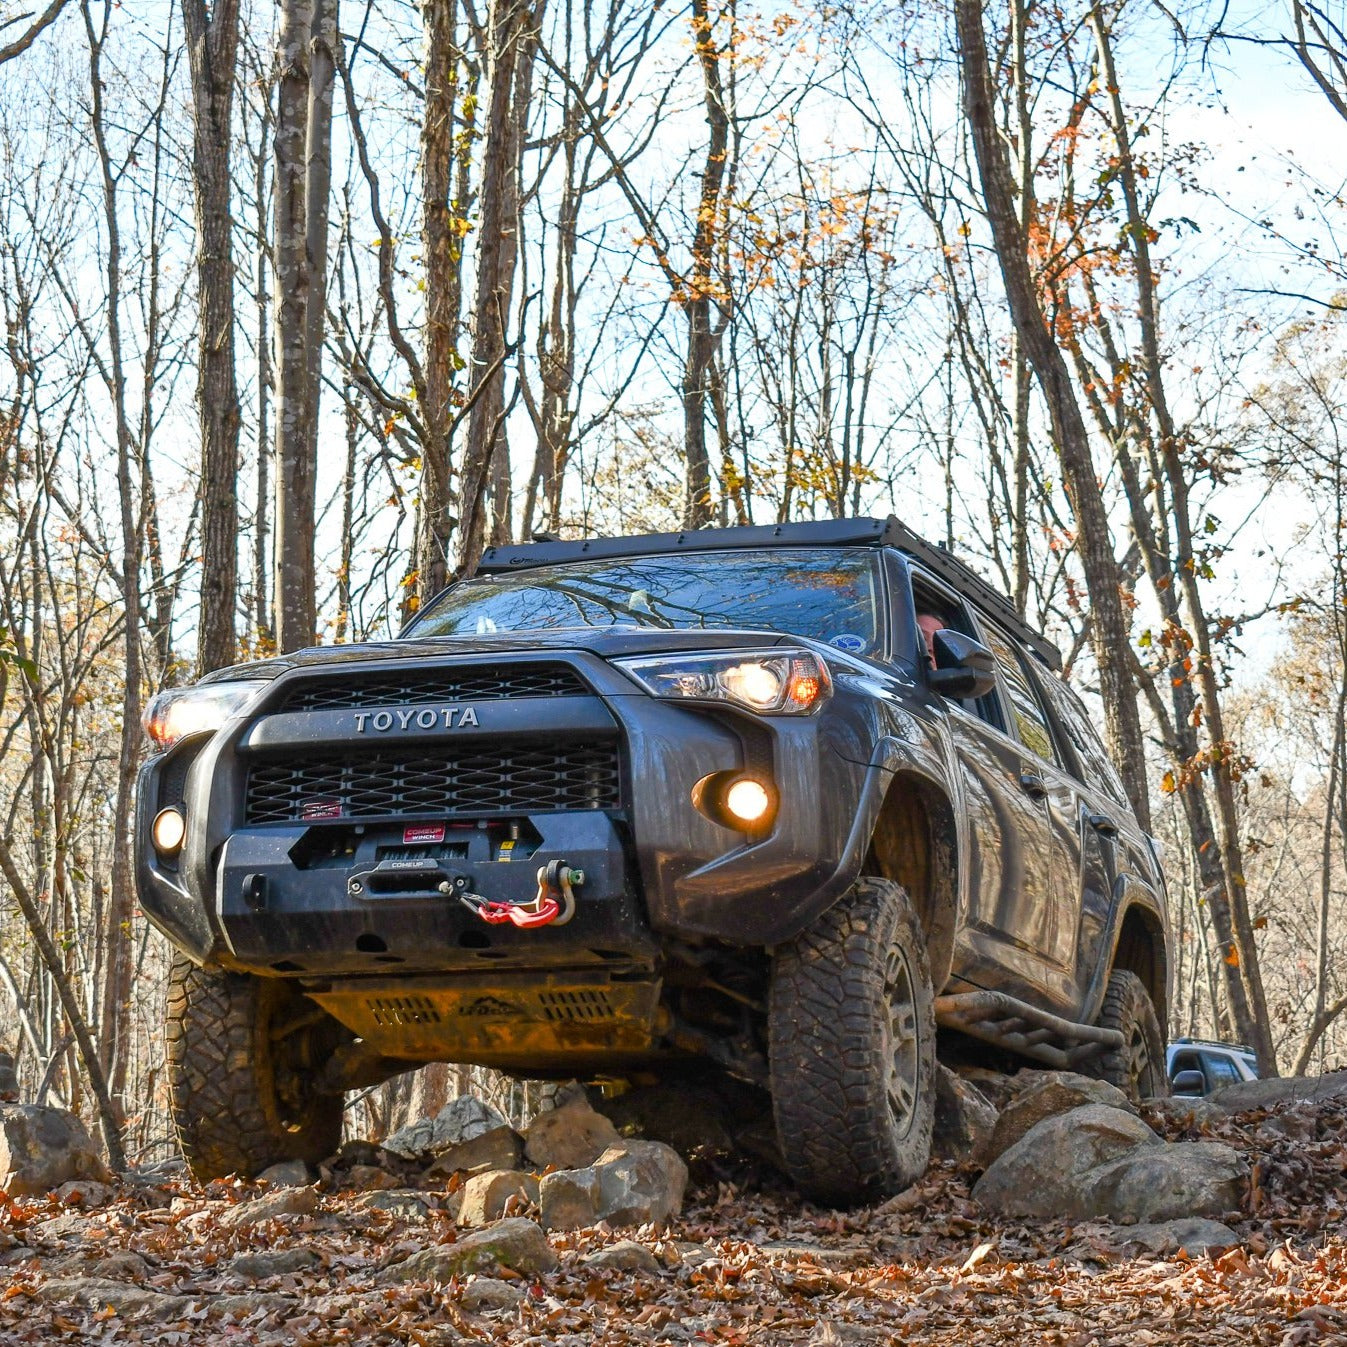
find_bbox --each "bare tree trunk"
[303,0,336,487]
[83,0,143,1110]
[955,0,1150,832]
[522,155,576,537]
[273,0,314,650]
[416,0,461,603]
[272,0,336,650]
[1090,8,1272,1068]
[681,0,728,529]
[183,0,241,675]
[336,384,356,640]
[1008,0,1032,617]
[254,144,272,647]
[455,0,541,574]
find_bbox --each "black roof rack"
[475,516,1061,671]
[1171,1037,1256,1054]
[883,518,1062,671]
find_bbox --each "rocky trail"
[1,1072,1346,1345]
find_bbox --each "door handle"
[1087,811,1119,838]
[1018,772,1047,799]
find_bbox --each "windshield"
[413,548,884,654]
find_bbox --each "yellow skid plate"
[309,973,663,1067]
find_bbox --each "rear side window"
[1034,670,1130,807]
[979,625,1058,764]
[1203,1054,1242,1085]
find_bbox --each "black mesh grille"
[278,664,588,712]
[245,742,621,824]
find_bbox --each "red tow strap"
[470,896,562,929]
[459,861,581,930]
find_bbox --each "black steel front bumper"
[135,648,881,980]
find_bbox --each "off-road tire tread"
[165,954,342,1179]
[1092,968,1167,1102]
[769,877,936,1205]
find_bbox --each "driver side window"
[909,571,1004,732]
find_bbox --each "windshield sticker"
[830,633,866,652]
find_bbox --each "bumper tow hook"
[458,861,583,930]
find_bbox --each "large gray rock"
[975,1103,1246,1224]
[539,1139,687,1231]
[983,1072,1135,1165]
[228,1248,320,1280]
[524,1097,619,1171]
[0,1105,112,1197]
[931,1066,998,1164]
[257,1159,312,1187]
[380,1217,557,1281]
[351,1188,430,1220]
[219,1184,319,1228]
[1089,1141,1246,1223]
[424,1124,523,1180]
[1112,1217,1240,1256]
[461,1276,525,1311]
[458,1169,540,1225]
[35,1277,189,1318]
[54,1179,114,1208]
[35,1279,294,1320]
[583,1240,662,1274]
[537,1166,601,1232]
[592,1140,687,1225]
[1210,1073,1347,1113]
[90,1250,152,1280]
[973,1104,1160,1219]
[383,1095,507,1161]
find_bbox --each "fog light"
[724,778,771,825]
[692,772,778,831]
[152,807,186,856]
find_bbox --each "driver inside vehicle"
[915,612,943,668]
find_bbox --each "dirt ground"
[0,1089,1344,1345]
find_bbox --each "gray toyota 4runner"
[138,517,1170,1204]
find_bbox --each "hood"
[197,626,800,685]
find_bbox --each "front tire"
[165,956,348,1180]
[1091,969,1167,1101]
[768,877,936,1205]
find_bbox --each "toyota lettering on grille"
[353,706,481,733]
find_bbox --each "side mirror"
[927,629,997,700]
[1171,1069,1206,1097]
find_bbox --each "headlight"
[615,649,831,715]
[142,680,269,751]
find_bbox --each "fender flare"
[854,736,967,989]
[1085,878,1171,1030]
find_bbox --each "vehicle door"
[970,621,1084,1008]
[1030,668,1140,1016]
[908,570,1073,1010]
